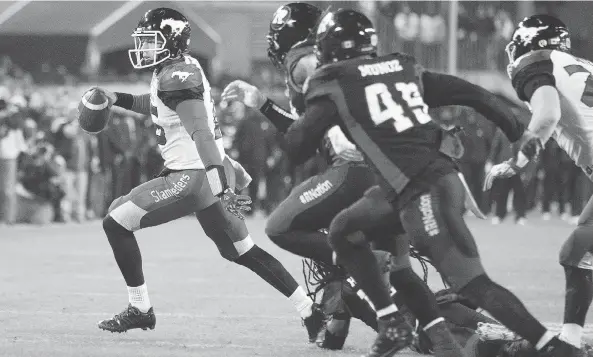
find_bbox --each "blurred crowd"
[0,1,591,226]
[436,106,593,226]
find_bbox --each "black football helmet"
[314,9,377,66]
[266,2,322,70]
[129,8,191,69]
[505,14,570,65]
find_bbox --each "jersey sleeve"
[281,97,340,165]
[158,63,205,111]
[422,71,525,142]
[510,50,556,102]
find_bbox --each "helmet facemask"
[505,41,517,78]
[129,30,171,69]
[266,33,286,71]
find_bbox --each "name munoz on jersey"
[150,55,225,170]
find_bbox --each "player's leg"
[492,178,510,222]
[401,172,579,356]
[265,163,375,264]
[99,169,206,332]
[558,195,593,348]
[327,190,415,356]
[331,185,463,356]
[316,278,354,350]
[195,158,324,342]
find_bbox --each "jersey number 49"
[365,81,431,132]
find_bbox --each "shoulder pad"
[304,64,341,102]
[286,46,315,93]
[510,50,555,101]
[510,49,553,81]
[159,61,203,92]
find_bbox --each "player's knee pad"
[559,225,593,269]
[102,215,132,242]
[328,208,354,238]
[211,231,254,262]
[198,203,252,261]
[328,213,363,253]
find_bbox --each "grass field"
[0,214,592,357]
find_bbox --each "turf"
[0,215,591,357]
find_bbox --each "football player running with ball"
[281,9,581,357]
[84,8,323,340]
[485,14,593,353]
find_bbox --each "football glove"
[326,126,364,162]
[221,188,252,220]
[439,126,465,159]
[221,80,266,109]
[483,131,542,191]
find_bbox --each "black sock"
[234,245,299,297]
[103,216,144,287]
[268,230,334,265]
[563,265,593,325]
[439,302,498,329]
[460,274,547,346]
[330,231,394,313]
[389,267,442,326]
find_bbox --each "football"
[78,87,111,133]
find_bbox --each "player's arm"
[281,97,339,165]
[259,98,298,133]
[520,77,561,147]
[221,80,296,133]
[176,100,228,196]
[421,71,525,142]
[505,56,560,167]
[158,70,229,197]
[110,91,152,116]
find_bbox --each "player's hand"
[483,160,518,191]
[87,87,117,107]
[327,126,364,162]
[440,127,465,159]
[221,189,252,220]
[221,80,266,109]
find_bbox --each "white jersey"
[510,49,593,178]
[150,55,225,170]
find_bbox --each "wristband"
[114,92,134,110]
[259,98,296,133]
[205,165,229,197]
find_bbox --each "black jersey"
[283,52,525,205]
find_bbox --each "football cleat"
[98,304,156,333]
[364,313,414,357]
[539,337,585,357]
[303,303,325,343]
[316,313,350,350]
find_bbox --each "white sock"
[376,304,398,319]
[127,284,151,313]
[289,286,313,319]
[560,323,583,348]
[535,330,556,350]
[423,317,445,331]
